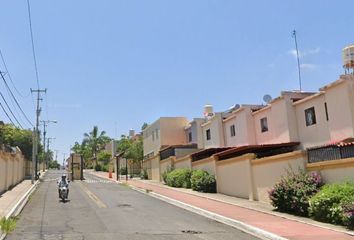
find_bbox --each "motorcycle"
[59,182,69,202]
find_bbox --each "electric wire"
[0,50,30,98]
[0,89,23,128]
[0,70,34,127]
[0,101,15,126]
[26,0,40,89]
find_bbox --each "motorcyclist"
[57,174,69,197]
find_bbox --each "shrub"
[309,182,354,226]
[140,169,148,180]
[94,164,102,171]
[120,167,127,175]
[343,203,354,229]
[0,217,17,234]
[191,170,216,193]
[165,168,192,188]
[268,170,322,216]
[162,166,174,183]
[101,165,109,172]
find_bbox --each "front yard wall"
[0,150,25,194]
[191,157,216,175]
[174,155,192,169]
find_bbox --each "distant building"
[142,117,189,159]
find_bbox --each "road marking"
[83,179,114,184]
[77,182,107,209]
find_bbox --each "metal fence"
[307,144,354,163]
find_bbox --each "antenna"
[263,94,272,104]
[292,30,302,91]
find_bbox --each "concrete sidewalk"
[90,171,354,240]
[0,180,33,219]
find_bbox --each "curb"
[87,172,286,239]
[127,184,287,240]
[134,179,354,237]
[0,171,46,240]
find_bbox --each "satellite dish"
[263,94,272,104]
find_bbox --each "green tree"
[0,124,35,160]
[116,134,143,163]
[141,122,148,131]
[83,126,110,164]
[97,152,111,165]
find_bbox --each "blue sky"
[0,0,353,159]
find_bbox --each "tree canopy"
[0,124,35,160]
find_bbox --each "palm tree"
[83,126,110,165]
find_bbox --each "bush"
[268,170,322,216]
[0,217,17,234]
[191,170,216,193]
[140,169,148,180]
[94,164,102,171]
[120,167,127,175]
[162,166,174,183]
[165,169,192,188]
[309,182,354,226]
[101,165,109,172]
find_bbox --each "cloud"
[300,63,318,70]
[288,47,320,59]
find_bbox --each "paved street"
[6,170,260,240]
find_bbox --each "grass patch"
[0,217,17,234]
[120,182,131,188]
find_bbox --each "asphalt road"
[6,170,260,240]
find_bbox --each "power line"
[26,0,40,89]
[0,50,30,98]
[0,101,15,125]
[0,89,23,128]
[0,70,34,127]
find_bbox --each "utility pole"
[292,30,302,92]
[46,137,55,169]
[40,120,57,171]
[63,153,66,170]
[30,88,46,183]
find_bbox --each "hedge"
[191,170,216,193]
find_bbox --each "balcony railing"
[307,144,354,163]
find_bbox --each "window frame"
[260,117,268,133]
[230,124,236,137]
[305,107,317,126]
[206,129,211,141]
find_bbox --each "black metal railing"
[308,144,354,163]
[160,148,175,161]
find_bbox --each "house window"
[155,129,159,139]
[152,131,155,141]
[324,102,329,121]
[260,117,268,132]
[206,129,211,141]
[188,132,192,142]
[305,107,317,126]
[230,124,236,137]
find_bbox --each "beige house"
[143,117,189,159]
[184,118,205,149]
[201,112,226,149]
[223,105,262,147]
[294,74,354,148]
[252,91,314,145]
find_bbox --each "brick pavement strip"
[89,171,354,240]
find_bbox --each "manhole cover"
[181,230,202,234]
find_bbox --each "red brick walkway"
[90,172,354,240]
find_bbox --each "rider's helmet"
[61,174,66,180]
